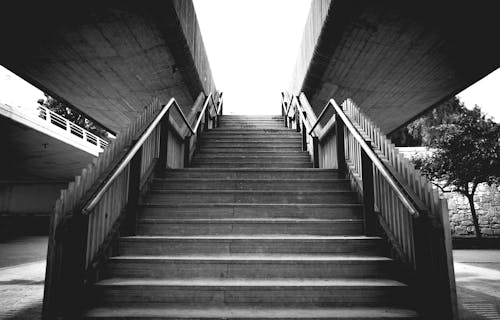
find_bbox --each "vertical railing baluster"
[335,116,346,177]
[312,136,319,168]
[361,141,377,236]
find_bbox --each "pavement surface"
[455,250,500,320]
[0,237,47,320]
[0,237,499,319]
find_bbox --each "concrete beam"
[0,1,215,133]
[291,0,500,133]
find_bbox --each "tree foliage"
[389,97,464,146]
[37,94,110,140]
[413,105,500,238]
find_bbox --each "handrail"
[291,95,314,134]
[82,97,195,214]
[317,98,421,217]
[37,104,110,149]
[308,102,334,136]
[192,93,213,134]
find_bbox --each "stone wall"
[443,184,500,237]
[397,147,500,238]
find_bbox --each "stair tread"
[121,235,378,240]
[96,278,407,287]
[141,203,362,207]
[109,254,392,262]
[149,190,355,194]
[166,168,336,172]
[139,218,361,223]
[153,178,348,182]
[85,306,418,318]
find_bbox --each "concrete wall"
[0,182,66,236]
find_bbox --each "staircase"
[85,115,418,319]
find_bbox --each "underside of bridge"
[290,0,500,133]
[0,0,215,134]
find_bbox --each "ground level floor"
[1,237,499,319]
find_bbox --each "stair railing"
[281,92,457,319]
[43,91,222,319]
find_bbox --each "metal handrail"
[288,94,315,134]
[308,102,335,136]
[37,104,109,149]
[315,98,422,217]
[192,93,213,134]
[82,97,197,214]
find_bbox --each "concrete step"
[203,132,302,138]
[201,143,301,148]
[162,168,338,179]
[201,138,302,144]
[192,154,310,161]
[151,179,350,191]
[198,147,302,153]
[201,136,302,141]
[193,152,310,158]
[106,254,398,279]
[85,306,419,319]
[118,235,385,256]
[221,115,283,120]
[139,203,363,219]
[145,190,358,204]
[218,122,285,127]
[210,128,294,133]
[189,162,312,169]
[136,218,363,236]
[93,278,410,307]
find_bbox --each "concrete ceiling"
[0,1,215,134]
[291,0,500,133]
[0,115,96,180]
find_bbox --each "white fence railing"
[37,105,109,150]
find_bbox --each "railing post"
[196,111,202,137]
[61,211,89,318]
[361,141,377,236]
[312,136,319,168]
[412,214,455,319]
[296,112,300,132]
[184,135,191,167]
[302,113,307,152]
[283,103,288,127]
[335,115,347,178]
[204,109,209,131]
[157,110,169,174]
[122,144,143,236]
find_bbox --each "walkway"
[0,237,499,319]
[0,237,47,320]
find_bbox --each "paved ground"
[455,250,500,320]
[0,237,47,320]
[1,237,499,319]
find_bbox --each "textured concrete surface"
[0,236,47,320]
[290,0,500,133]
[455,250,500,319]
[1,239,500,319]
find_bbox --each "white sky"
[0,0,498,121]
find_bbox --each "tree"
[389,97,463,146]
[37,94,110,140]
[413,105,500,238]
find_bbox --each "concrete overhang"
[0,111,97,181]
[0,0,215,134]
[290,0,500,133]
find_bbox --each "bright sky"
[0,0,498,121]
